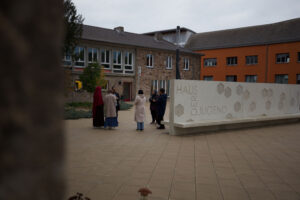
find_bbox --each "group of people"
[92,87,120,129]
[92,86,167,131]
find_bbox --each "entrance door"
[123,82,131,101]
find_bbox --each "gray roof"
[185,18,300,50]
[144,27,196,35]
[81,25,199,54]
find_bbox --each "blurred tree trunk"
[0,0,64,200]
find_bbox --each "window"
[124,52,134,73]
[204,58,217,67]
[298,52,300,62]
[100,49,110,69]
[74,46,85,66]
[146,54,153,68]
[276,53,290,63]
[275,74,288,84]
[88,48,98,63]
[166,56,172,69]
[63,52,72,66]
[226,75,237,82]
[113,50,122,73]
[151,80,158,92]
[183,58,189,70]
[245,75,257,83]
[226,57,237,66]
[297,74,300,84]
[203,76,213,81]
[246,55,258,65]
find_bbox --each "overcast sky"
[73,0,300,33]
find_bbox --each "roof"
[81,25,199,54]
[185,18,300,51]
[144,27,196,35]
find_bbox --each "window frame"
[245,55,258,65]
[100,49,111,69]
[183,58,190,70]
[166,56,172,69]
[112,50,122,72]
[245,75,257,83]
[146,54,154,68]
[124,51,134,73]
[203,76,213,81]
[204,58,217,67]
[297,74,300,84]
[275,74,288,84]
[74,46,85,67]
[88,47,98,63]
[62,52,72,66]
[298,52,300,62]
[226,57,238,66]
[276,53,290,64]
[226,75,237,82]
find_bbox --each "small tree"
[80,63,107,95]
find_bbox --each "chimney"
[154,32,163,41]
[114,26,124,33]
[176,26,181,46]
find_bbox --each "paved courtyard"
[65,103,300,200]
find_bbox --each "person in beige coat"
[135,90,146,131]
[104,90,118,129]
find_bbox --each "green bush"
[64,107,92,119]
[120,101,133,110]
[65,102,92,109]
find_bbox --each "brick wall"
[135,48,201,97]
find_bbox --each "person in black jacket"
[112,88,120,120]
[149,90,158,124]
[157,88,167,129]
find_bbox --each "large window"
[113,50,122,73]
[297,74,300,84]
[246,55,258,65]
[226,75,237,82]
[245,75,257,83]
[204,58,217,67]
[124,52,133,73]
[275,74,288,84]
[101,49,110,69]
[88,48,98,63]
[203,76,213,81]
[146,54,153,68]
[183,58,189,70]
[276,53,290,63]
[226,57,237,66]
[74,46,85,66]
[166,56,172,69]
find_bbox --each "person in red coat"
[92,86,104,127]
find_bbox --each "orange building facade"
[197,41,300,84]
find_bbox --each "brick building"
[185,18,300,84]
[63,25,202,102]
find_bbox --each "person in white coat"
[135,90,146,131]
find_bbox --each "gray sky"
[73,0,300,33]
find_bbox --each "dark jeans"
[151,110,157,122]
[157,115,165,128]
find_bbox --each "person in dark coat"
[157,88,167,129]
[149,90,158,124]
[112,88,120,119]
[92,86,104,127]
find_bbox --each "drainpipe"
[175,26,181,79]
[265,45,269,83]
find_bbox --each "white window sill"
[146,66,154,68]
[184,69,189,71]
